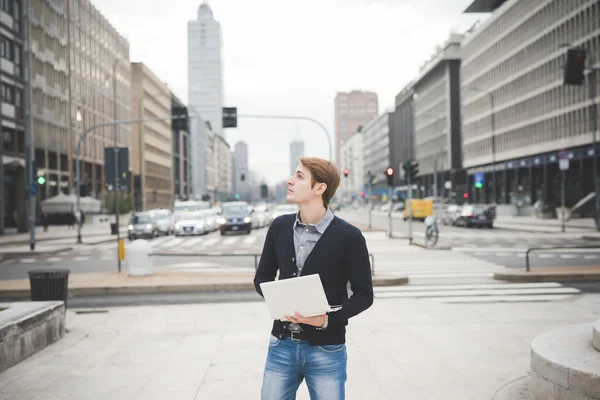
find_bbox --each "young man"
[254,157,374,400]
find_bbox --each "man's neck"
[299,202,327,225]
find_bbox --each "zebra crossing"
[362,232,582,303]
[77,233,264,256]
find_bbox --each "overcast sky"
[95,0,486,185]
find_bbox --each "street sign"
[559,159,570,170]
[559,149,570,170]
[559,150,570,160]
[30,182,36,196]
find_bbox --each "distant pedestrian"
[254,157,374,399]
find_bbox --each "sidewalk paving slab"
[494,266,600,282]
[0,294,598,399]
[0,270,409,298]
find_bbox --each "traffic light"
[260,184,268,199]
[240,173,245,182]
[463,192,468,199]
[360,191,365,198]
[343,168,349,178]
[36,175,46,185]
[222,107,238,128]
[402,160,419,182]
[384,167,394,186]
[564,48,586,86]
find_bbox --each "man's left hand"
[285,312,326,327]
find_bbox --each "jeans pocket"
[318,344,345,353]
[268,334,282,347]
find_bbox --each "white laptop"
[260,274,342,321]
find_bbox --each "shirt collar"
[294,208,334,234]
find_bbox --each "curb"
[0,247,73,259]
[410,243,452,251]
[0,275,409,299]
[0,231,128,248]
[581,236,600,241]
[494,271,600,282]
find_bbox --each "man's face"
[286,163,325,204]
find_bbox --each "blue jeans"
[261,335,347,400]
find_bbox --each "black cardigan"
[253,213,374,345]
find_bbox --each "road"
[335,209,600,270]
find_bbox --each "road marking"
[158,238,183,248]
[495,252,512,257]
[101,256,112,261]
[74,256,89,261]
[47,257,62,262]
[180,237,203,248]
[223,237,238,245]
[203,237,219,247]
[20,258,36,263]
[537,254,555,258]
[474,251,490,256]
[243,236,258,245]
[233,250,249,255]
[560,254,578,259]
[584,254,600,259]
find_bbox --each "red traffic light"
[463,192,469,199]
[343,168,349,176]
[386,167,394,176]
[360,191,365,197]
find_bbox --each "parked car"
[128,212,160,240]
[455,205,495,228]
[174,211,208,236]
[218,201,252,235]
[442,205,462,226]
[152,209,172,235]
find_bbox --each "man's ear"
[314,183,327,196]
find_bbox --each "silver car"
[128,212,159,240]
[174,211,207,236]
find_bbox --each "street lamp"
[466,86,497,204]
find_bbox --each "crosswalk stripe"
[426,294,577,303]
[157,238,183,248]
[203,237,219,247]
[375,287,579,298]
[223,237,238,245]
[243,236,258,245]
[180,237,203,248]
[374,282,563,292]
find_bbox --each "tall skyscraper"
[334,90,378,164]
[290,140,305,175]
[188,2,224,197]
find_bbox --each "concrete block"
[531,349,569,388]
[529,372,556,400]
[0,301,65,373]
[569,366,600,399]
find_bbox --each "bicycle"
[424,215,439,247]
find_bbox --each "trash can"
[127,239,153,276]
[28,269,70,309]
[110,223,118,235]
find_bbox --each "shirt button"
[291,257,295,262]
[279,334,283,339]
[292,272,297,276]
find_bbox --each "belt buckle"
[290,331,302,341]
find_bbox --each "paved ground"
[1,294,598,399]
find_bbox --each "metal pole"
[589,67,600,231]
[490,92,497,205]
[387,185,392,238]
[407,164,413,245]
[561,169,566,233]
[367,171,372,230]
[113,60,121,273]
[26,0,35,250]
[238,114,333,162]
[76,140,82,244]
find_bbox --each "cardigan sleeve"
[327,230,374,324]
[253,219,279,297]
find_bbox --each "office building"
[0,0,26,233]
[289,140,305,175]
[413,33,464,200]
[233,141,249,200]
[393,82,416,188]
[188,2,223,196]
[131,62,172,210]
[172,94,190,199]
[334,90,378,164]
[205,124,231,201]
[462,0,600,208]
[339,132,363,201]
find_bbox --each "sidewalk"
[0,269,409,299]
[0,223,128,247]
[0,294,598,399]
[494,215,596,232]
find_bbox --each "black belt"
[282,329,308,341]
